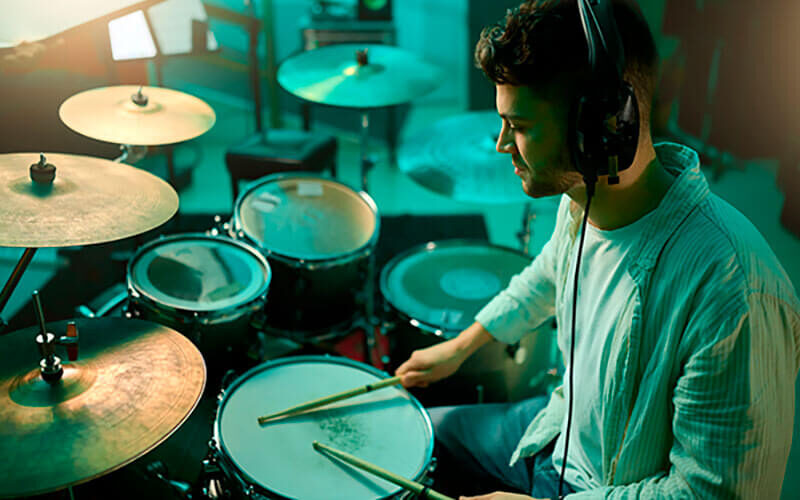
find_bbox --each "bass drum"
[232,173,379,337]
[212,355,434,499]
[127,233,271,373]
[381,240,557,406]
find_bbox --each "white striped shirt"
[476,143,800,498]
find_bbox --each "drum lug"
[426,456,438,475]
[202,457,221,475]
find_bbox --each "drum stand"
[0,248,38,335]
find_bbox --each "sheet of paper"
[147,0,218,55]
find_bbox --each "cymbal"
[277,44,442,108]
[59,85,216,146]
[398,111,558,206]
[0,152,178,247]
[0,317,206,498]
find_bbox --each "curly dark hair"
[475,0,658,126]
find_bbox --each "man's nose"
[496,125,514,154]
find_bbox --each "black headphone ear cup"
[569,82,640,184]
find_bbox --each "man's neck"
[567,141,675,230]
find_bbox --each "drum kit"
[0,41,555,500]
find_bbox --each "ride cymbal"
[398,111,561,206]
[277,44,442,108]
[0,317,206,498]
[0,152,178,247]
[59,85,215,146]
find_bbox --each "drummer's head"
[475,0,657,197]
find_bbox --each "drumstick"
[312,441,454,500]
[257,375,402,424]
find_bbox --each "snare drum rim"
[213,354,435,500]
[232,172,381,269]
[379,239,530,339]
[127,233,271,324]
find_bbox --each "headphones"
[570,0,640,189]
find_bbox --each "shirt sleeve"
[564,292,800,499]
[475,196,570,345]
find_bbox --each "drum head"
[129,235,270,312]
[381,241,530,336]
[236,176,377,261]
[216,356,433,500]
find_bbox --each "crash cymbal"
[277,44,442,108]
[0,317,205,498]
[0,152,178,247]
[59,85,216,146]
[398,111,559,206]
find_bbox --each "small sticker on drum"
[297,182,324,196]
[439,267,502,300]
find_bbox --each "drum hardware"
[115,144,149,164]
[75,283,130,319]
[0,317,206,497]
[146,460,194,500]
[29,290,80,383]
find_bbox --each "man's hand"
[459,492,543,500]
[395,321,494,388]
[395,338,468,388]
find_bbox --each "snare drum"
[127,233,271,367]
[212,355,434,499]
[381,240,554,405]
[232,174,379,335]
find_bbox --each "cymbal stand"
[516,202,537,256]
[0,248,37,334]
[114,144,148,164]
[32,290,79,383]
[360,110,376,192]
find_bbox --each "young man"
[396,1,800,498]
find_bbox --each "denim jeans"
[427,396,574,498]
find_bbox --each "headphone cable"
[557,180,595,499]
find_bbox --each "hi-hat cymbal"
[59,85,216,146]
[0,317,206,498]
[398,111,559,206]
[277,44,442,108]
[0,152,178,247]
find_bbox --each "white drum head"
[216,356,433,499]
[236,176,377,261]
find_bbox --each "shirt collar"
[628,142,709,281]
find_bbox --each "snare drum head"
[237,176,377,260]
[129,235,270,312]
[381,241,530,336]
[216,356,433,500]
